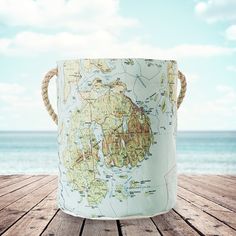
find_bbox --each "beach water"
[177,131,236,174]
[0,131,235,174]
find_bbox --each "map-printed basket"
[41,58,187,220]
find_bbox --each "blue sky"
[0,0,235,130]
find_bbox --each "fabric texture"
[56,58,178,219]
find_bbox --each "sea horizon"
[0,130,235,175]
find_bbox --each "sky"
[0,0,235,131]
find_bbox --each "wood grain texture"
[0,177,57,234]
[0,175,33,189]
[120,218,161,235]
[3,190,57,236]
[0,176,56,211]
[83,220,119,236]
[152,210,199,236]
[183,175,236,199]
[174,197,236,235]
[41,210,84,236]
[178,186,236,230]
[178,175,236,212]
[0,175,46,197]
[0,175,235,236]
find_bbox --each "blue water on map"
[0,131,235,174]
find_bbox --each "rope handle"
[41,68,187,125]
[177,71,187,109]
[41,68,58,125]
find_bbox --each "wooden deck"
[0,175,236,236]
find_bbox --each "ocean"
[0,131,235,174]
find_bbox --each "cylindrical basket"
[41,58,186,220]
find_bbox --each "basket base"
[58,204,176,220]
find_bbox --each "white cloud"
[0,81,57,130]
[0,0,235,59]
[0,0,137,32]
[226,65,236,72]
[178,84,236,130]
[0,31,234,58]
[0,0,235,131]
[186,74,200,81]
[195,0,236,23]
[203,85,236,119]
[159,44,234,58]
[195,1,236,43]
[215,85,236,109]
[226,25,236,40]
[0,82,25,94]
[0,82,38,111]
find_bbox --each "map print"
[57,58,178,219]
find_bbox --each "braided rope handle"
[177,71,187,109]
[41,68,58,125]
[41,68,187,125]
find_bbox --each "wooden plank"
[0,175,33,189]
[0,175,33,188]
[180,175,236,200]
[0,176,56,210]
[186,175,219,183]
[182,175,236,191]
[0,175,46,197]
[0,177,57,235]
[174,196,236,235]
[227,175,236,180]
[215,175,236,185]
[184,175,236,198]
[0,175,21,181]
[178,176,236,212]
[0,175,18,179]
[0,174,235,236]
[82,219,119,236]
[41,210,84,236]
[178,186,236,230]
[151,210,199,236]
[120,218,161,235]
[2,190,57,236]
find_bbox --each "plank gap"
[0,179,57,235]
[0,176,57,211]
[0,175,46,197]
[202,209,236,232]
[39,209,60,236]
[116,220,123,236]
[178,181,236,213]
[79,218,86,236]
[150,217,164,236]
[172,209,205,236]
[177,188,236,231]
